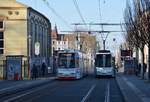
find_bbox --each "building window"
[0,32,3,39]
[0,32,4,54]
[0,49,3,54]
[15,11,19,15]
[8,11,13,15]
[53,41,55,44]
[0,41,4,48]
[0,21,3,29]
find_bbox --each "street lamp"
[28,34,32,57]
[28,34,32,79]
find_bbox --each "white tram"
[57,49,87,79]
[95,50,115,77]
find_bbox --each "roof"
[27,7,51,25]
[0,0,28,8]
[51,26,58,39]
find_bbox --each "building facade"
[51,25,58,56]
[0,0,51,80]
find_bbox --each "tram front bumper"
[96,68,114,76]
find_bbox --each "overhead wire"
[42,0,73,30]
[98,0,110,50]
[72,0,88,28]
[98,0,104,39]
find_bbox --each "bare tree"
[124,0,150,78]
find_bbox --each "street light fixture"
[28,34,32,79]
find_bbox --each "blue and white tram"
[95,50,115,77]
[57,50,87,79]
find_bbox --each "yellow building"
[0,0,51,80]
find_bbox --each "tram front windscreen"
[58,53,76,68]
[95,54,111,67]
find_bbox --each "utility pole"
[74,24,80,50]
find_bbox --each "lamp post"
[28,34,32,79]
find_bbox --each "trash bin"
[14,73,19,80]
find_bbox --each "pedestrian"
[42,63,46,77]
[138,63,141,76]
[143,63,147,79]
[32,64,38,79]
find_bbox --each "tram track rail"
[0,79,55,101]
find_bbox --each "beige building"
[63,33,96,53]
[51,25,58,55]
[0,0,51,80]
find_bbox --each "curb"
[116,75,142,102]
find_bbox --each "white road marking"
[3,82,57,102]
[0,82,36,92]
[0,79,54,92]
[3,91,33,102]
[0,84,23,92]
[81,84,96,102]
[105,82,110,102]
[123,77,150,102]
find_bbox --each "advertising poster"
[6,57,22,80]
[0,65,3,79]
[0,60,4,79]
[24,61,28,79]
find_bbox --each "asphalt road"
[1,76,125,102]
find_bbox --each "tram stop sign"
[35,42,40,55]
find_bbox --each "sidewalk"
[0,76,56,97]
[116,73,150,102]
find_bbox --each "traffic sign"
[35,42,40,55]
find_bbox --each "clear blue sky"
[17,0,126,52]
